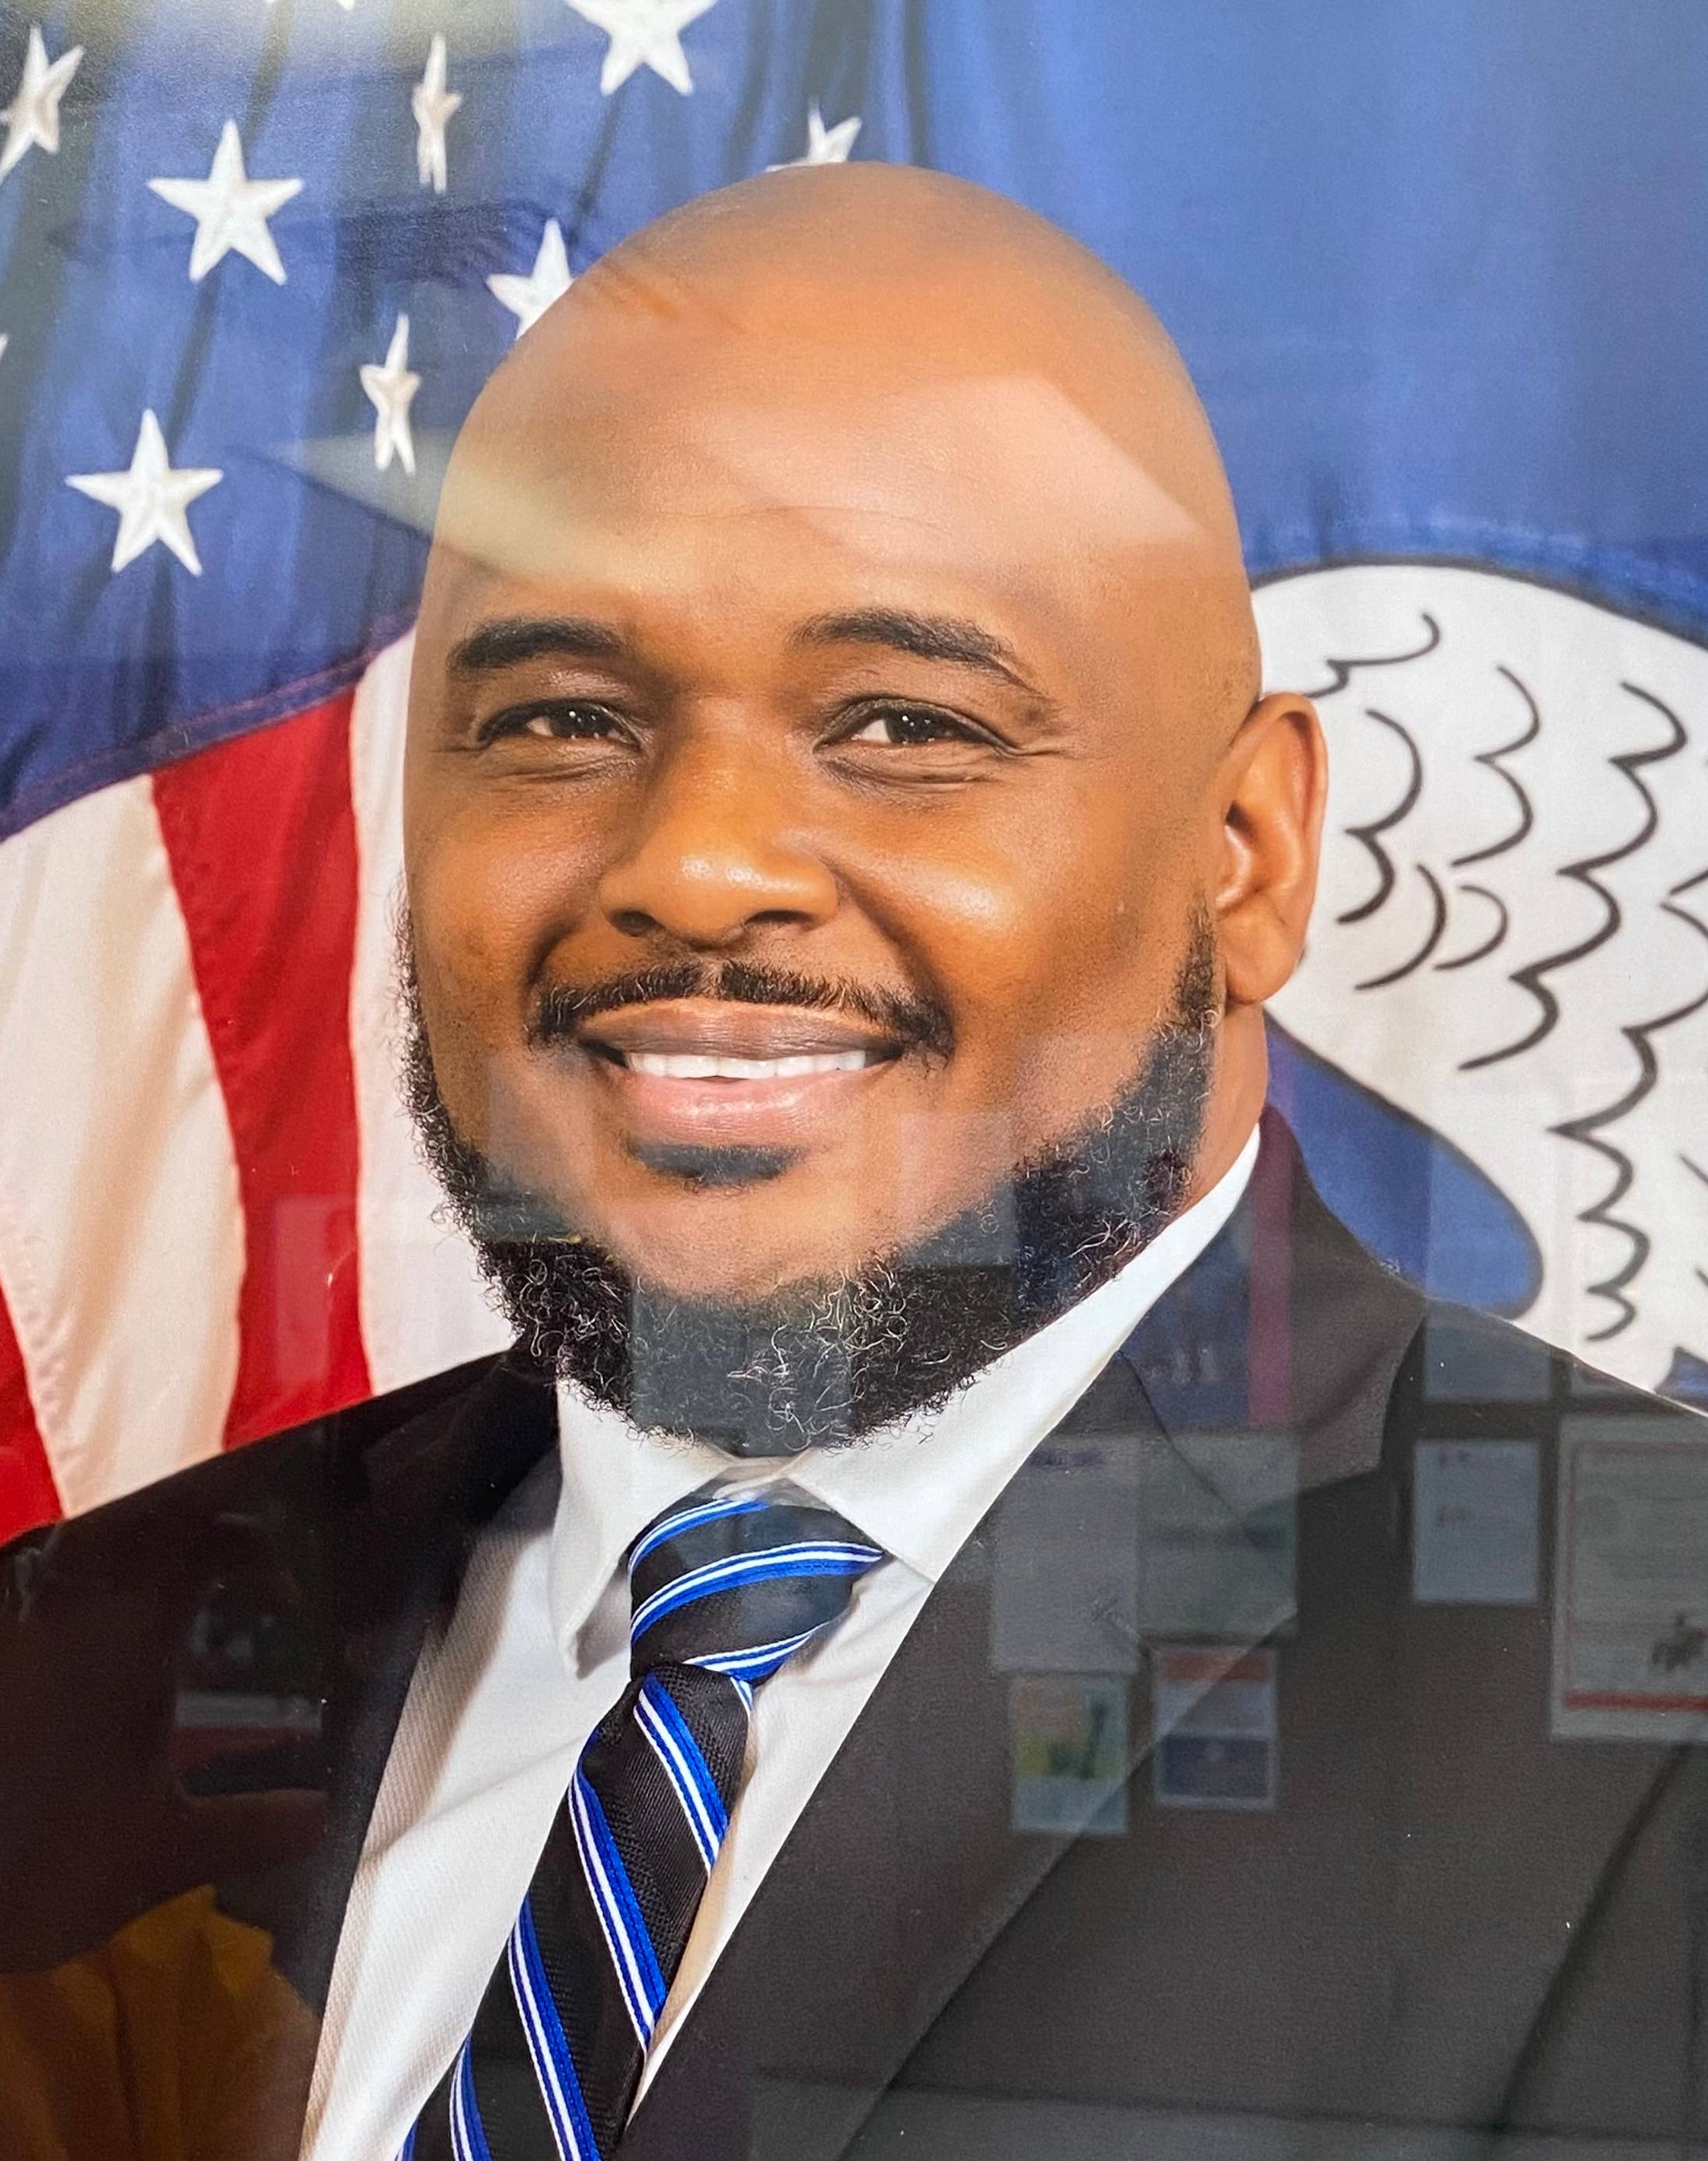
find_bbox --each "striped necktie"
[409,1486,886,2161]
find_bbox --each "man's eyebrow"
[792,608,1038,691]
[445,616,629,675]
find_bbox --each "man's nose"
[595,735,839,948]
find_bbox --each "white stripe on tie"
[627,1490,767,1570]
[629,1541,883,1639]
[449,2041,472,2161]
[569,1774,656,2046]
[635,1685,721,1870]
[690,1629,817,1678]
[507,1919,586,2161]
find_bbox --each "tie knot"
[626,1487,885,1686]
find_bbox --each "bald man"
[2,168,1702,2161]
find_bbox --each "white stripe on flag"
[347,630,508,1393]
[0,776,244,1515]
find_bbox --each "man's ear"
[1212,692,1327,1007]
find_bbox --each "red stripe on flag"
[154,695,372,1449]
[0,1284,61,1538]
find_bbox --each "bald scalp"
[425,164,1260,754]
[556,165,1232,512]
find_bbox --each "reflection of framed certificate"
[1412,1440,1539,1605]
[1552,1417,1708,1743]
[1011,1674,1129,1835]
[1152,1645,1277,1810]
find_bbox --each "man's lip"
[573,999,905,1066]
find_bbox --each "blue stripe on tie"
[690,1628,819,1682]
[571,1772,669,2042]
[396,2128,417,2161]
[628,1492,770,1570]
[636,1677,727,1870]
[452,2042,494,2161]
[508,1898,599,2161]
[630,1543,883,1641]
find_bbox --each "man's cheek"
[887,1107,1020,1259]
[415,944,537,1162]
[884,856,1039,977]
[418,875,531,1041]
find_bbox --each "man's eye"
[843,704,982,747]
[479,701,623,744]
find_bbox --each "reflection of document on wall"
[1135,1432,1297,1644]
[1412,1440,1539,1605]
[1152,1645,1277,1810]
[1011,1674,1129,1835]
[992,1437,1142,1673]
[1553,1416,1708,1742]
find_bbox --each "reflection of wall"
[954,1320,1708,2140]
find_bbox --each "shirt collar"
[793,1125,1257,1579]
[547,1386,728,1658]
[549,1123,1258,1643]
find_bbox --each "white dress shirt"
[302,1127,1257,2161]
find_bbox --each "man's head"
[402,164,1325,1446]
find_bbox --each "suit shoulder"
[1410,1296,1702,1427]
[1,1351,508,1571]
[303,1351,508,1457]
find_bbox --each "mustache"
[529,959,955,1060]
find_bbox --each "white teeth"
[623,1050,875,1079]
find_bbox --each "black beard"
[400,920,1218,1455]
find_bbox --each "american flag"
[5,0,1708,1541]
[0,0,881,1537]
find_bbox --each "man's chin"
[549,1162,934,1312]
[614,1262,858,1315]
[556,1219,903,1319]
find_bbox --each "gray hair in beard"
[398,911,1220,1454]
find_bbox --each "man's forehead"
[683,376,1207,549]
[422,365,1210,647]
[417,544,1071,704]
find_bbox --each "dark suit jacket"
[3,1115,1706,2160]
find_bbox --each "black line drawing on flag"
[1260,563,1708,1401]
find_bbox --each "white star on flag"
[65,411,223,576]
[148,120,303,285]
[360,313,421,475]
[488,218,573,340]
[412,34,461,194]
[0,24,83,185]
[769,102,862,169]
[565,0,718,97]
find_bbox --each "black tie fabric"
[408,1486,885,2161]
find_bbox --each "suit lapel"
[1123,1107,1427,1498]
[624,1118,1422,2161]
[204,1359,558,2156]
[238,1356,559,2012]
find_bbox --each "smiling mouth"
[574,997,906,1070]
[567,998,908,1158]
[601,1048,884,1079]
